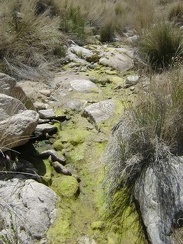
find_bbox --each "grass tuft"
[139,23,183,71]
[104,68,183,240]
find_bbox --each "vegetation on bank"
[0,0,182,77]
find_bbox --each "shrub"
[168,3,183,23]
[60,4,85,43]
[104,69,183,238]
[139,23,183,71]
[100,22,115,43]
[0,0,65,77]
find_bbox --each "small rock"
[69,45,94,60]
[38,109,55,119]
[34,101,48,110]
[40,89,51,97]
[125,75,139,88]
[34,124,57,137]
[65,100,87,112]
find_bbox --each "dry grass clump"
[168,2,183,24]
[139,23,183,71]
[104,68,183,238]
[0,0,65,77]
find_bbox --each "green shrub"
[100,22,115,43]
[60,5,85,43]
[139,23,183,71]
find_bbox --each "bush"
[104,69,183,237]
[139,23,183,71]
[0,0,65,77]
[168,3,183,23]
[60,4,85,43]
[100,22,115,42]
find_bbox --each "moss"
[91,221,105,230]
[52,175,79,197]
[53,139,64,151]
[58,125,90,148]
[42,159,53,185]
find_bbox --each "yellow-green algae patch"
[46,90,146,243]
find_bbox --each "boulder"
[99,48,134,73]
[69,45,94,60]
[0,94,26,121]
[70,79,100,93]
[0,72,16,95]
[0,178,57,244]
[0,110,39,150]
[134,156,183,244]
[83,99,115,124]
[38,109,55,119]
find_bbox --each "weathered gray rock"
[99,49,134,73]
[69,45,94,60]
[0,178,57,244]
[125,75,140,88]
[0,94,26,121]
[0,110,39,150]
[134,156,183,244]
[0,72,16,95]
[34,101,48,110]
[70,79,100,93]
[83,100,115,124]
[66,100,87,111]
[38,109,55,119]
[34,123,57,137]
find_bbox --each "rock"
[69,45,94,60]
[51,161,72,175]
[134,156,183,244]
[0,110,39,150]
[83,100,116,124]
[0,72,16,95]
[77,236,96,244]
[0,93,26,121]
[38,109,55,119]
[34,123,57,137]
[10,85,35,109]
[40,89,51,97]
[99,48,134,73]
[0,178,57,244]
[34,102,48,110]
[65,100,87,112]
[70,79,100,93]
[53,176,79,197]
[124,75,139,88]
[40,149,66,165]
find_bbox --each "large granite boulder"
[0,178,57,243]
[134,155,183,244]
